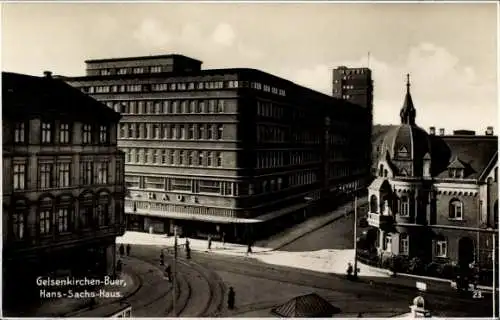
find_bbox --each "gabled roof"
[271,293,341,318]
[2,72,121,122]
[434,135,498,179]
[447,157,466,169]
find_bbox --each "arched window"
[79,192,94,229]
[369,195,378,213]
[449,199,463,220]
[494,200,498,229]
[56,195,72,233]
[39,196,53,236]
[96,193,110,227]
[379,165,384,177]
[495,167,498,182]
[400,196,410,217]
[384,169,388,177]
[399,233,409,255]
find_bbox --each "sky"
[1,2,498,133]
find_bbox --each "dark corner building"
[368,74,498,279]
[63,54,372,243]
[2,71,126,310]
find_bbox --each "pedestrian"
[119,244,125,256]
[186,246,191,260]
[126,244,131,256]
[160,251,165,265]
[222,232,226,247]
[357,312,363,318]
[185,238,190,250]
[116,259,123,273]
[165,264,172,282]
[208,236,212,250]
[246,243,252,255]
[227,286,235,310]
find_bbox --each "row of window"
[328,164,354,178]
[9,194,115,241]
[123,148,223,167]
[82,80,287,96]
[381,232,449,257]
[256,125,287,143]
[126,177,234,196]
[370,194,465,220]
[105,99,227,115]
[119,123,224,141]
[14,121,109,145]
[12,159,115,191]
[256,151,321,169]
[257,101,284,119]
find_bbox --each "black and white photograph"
[1,1,499,318]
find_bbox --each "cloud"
[211,23,236,47]
[133,19,171,47]
[236,42,264,60]
[273,42,496,133]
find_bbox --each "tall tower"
[332,66,373,109]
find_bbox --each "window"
[216,125,223,140]
[96,195,109,226]
[399,234,409,255]
[80,161,93,185]
[57,162,70,187]
[400,196,410,217]
[217,100,225,113]
[14,122,26,143]
[99,125,108,144]
[59,123,71,144]
[199,180,221,194]
[170,178,191,192]
[13,163,26,191]
[58,208,69,233]
[207,152,214,166]
[435,239,447,257]
[39,202,52,236]
[79,193,93,228]
[384,235,392,252]
[216,152,222,167]
[41,122,53,143]
[198,152,204,166]
[97,162,109,184]
[82,124,92,144]
[207,125,213,140]
[188,125,194,140]
[12,210,25,240]
[449,199,463,220]
[179,150,185,165]
[39,163,53,189]
[151,66,162,73]
[188,151,194,165]
[198,125,205,139]
[369,195,378,213]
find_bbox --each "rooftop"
[85,53,203,64]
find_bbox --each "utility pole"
[173,227,178,316]
[493,231,496,318]
[354,193,358,278]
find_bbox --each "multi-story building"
[2,71,125,310]
[368,74,498,273]
[332,66,374,184]
[63,54,372,242]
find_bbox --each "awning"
[125,202,309,224]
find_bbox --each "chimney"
[439,128,445,136]
[429,127,436,135]
[486,126,494,136]
[43,71,53,78]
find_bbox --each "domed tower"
[379,74,432,178]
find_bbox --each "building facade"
[64,54,372,242]
[2,72,125,310]
[368,74,498,272]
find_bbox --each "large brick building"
[63,54,372,242]
[368,74,498,272]
[2,72,126,311]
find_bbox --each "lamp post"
[172,226,178,315]
[353,192,359,278]
[492,229,496,318]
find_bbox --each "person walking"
[227,287,235,310]
[165,264,172,282]
[119,244,125,257]
[222,232,226,248]
[160,251,165,266]
[246,242,252,255]
[208,235,212,250]
[126,244,131,256]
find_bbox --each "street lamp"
[353,192,359,278]
[172,226,178,315]
[487,227,497,318]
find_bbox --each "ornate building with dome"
[368,74,498,272]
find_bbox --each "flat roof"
[85,54,203,64]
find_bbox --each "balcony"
[367,212,394,230]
